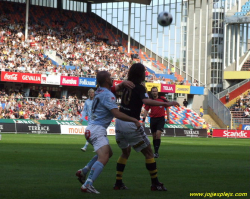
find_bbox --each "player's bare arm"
[111,108,141,129]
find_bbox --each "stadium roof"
[72,0,152,5]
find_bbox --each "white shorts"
[115,119,150,152]
[85,124,109,151]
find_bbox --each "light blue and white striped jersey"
[81,98,93,122]
[89,87,118,129]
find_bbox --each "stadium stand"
[0,1,193,85]
[0,1,208,129]
[241,59,250,71]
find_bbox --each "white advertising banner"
[61,125,116,135]
[41,75,61,85]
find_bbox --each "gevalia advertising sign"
[1,72,41,84]
[21,73,41,84]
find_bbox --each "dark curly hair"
[127,63,145,84]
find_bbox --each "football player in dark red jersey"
[143,87,170,158]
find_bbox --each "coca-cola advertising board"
[1,72,41,84]
[213,129,250,138]
[60,76,79,86]
[161,84,176,93]
[1,72,22,82]
[113,80,122,86]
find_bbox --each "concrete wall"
[192,94,208,114]
[208,107,227,128]
[186,0,212,87]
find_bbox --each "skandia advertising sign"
[161,84,175,93]
[213,129,250,138]
[60,76,79,86]
[78,78,96,87]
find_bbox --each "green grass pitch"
[0,134,249,199]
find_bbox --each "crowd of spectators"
[0,15,189,84]
[0,88,85,120]
[230,91,250,118]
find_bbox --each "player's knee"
[156,130,162,139]
[121,147,131,159]
[141,145,154,159]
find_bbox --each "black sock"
[155,139,161,154]
[146,158,159,185]
[115,157,127,185]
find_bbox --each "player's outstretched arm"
[111,108,141,129]
[165,101,180,107]
[143,99,179,108]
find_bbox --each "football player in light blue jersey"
[80,88,95,152]
[76,71,141,194]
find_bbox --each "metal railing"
[216,78,250,99]
[208,89,232,128]
[232,118,250,129]
[22,97,85,103]
[141,46,205,87]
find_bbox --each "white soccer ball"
[157,11,173,27]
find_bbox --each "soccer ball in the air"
[157,11,173,27]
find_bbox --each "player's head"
[151,87,158,98]
[88,88,95,99]
[96,71,112,87]
[127,63,145,84]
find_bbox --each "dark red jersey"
[144,96,168,118]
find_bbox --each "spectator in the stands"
[202,122,208,129]
[193,80,198,86]
[44,91,51,100]
[244,109,250,118]
[225,92,230,103]
[234,104,240,111]
[183,99,188,108]
[200,106,204,118]
[170,65,175,75]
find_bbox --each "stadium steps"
[202,115,221,129]
[241,59,250,71]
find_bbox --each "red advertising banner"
[20,73,41,84]
[60,76,79,86]
[1,72,22,82]
[113,80,122,86]
[161,84,175,93]
[1,72,41,84]
[213,129,250,138]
